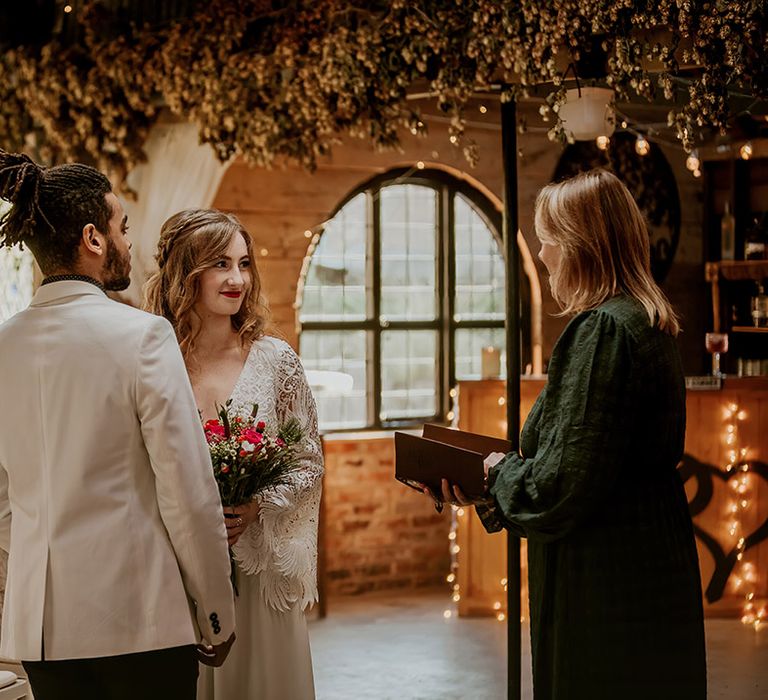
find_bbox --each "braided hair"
[0,149,112,274]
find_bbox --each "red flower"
[221,465,230,474]
[239,450,247,458]
[204,420,226,437]
[241,428,263,444]
[256,421,266,432]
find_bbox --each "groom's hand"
[196,631,236,667]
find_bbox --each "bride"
[143,209,322,699]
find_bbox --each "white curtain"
[121,121,230,305]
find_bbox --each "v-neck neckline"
[196,343,255,421]
[224,343,255,406]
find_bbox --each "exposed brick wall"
[321,436,451,596]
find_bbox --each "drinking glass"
[705,332,729,377]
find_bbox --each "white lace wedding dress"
[198,336,323,700]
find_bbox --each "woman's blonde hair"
[143,209,270,361]
[534,168,680,335]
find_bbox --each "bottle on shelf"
[720,201,735,261]
[744,216,767,261]
[751,281,768,328]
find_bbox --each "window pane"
[300,192,367,322]
[0,244,34,323]
[380,184,437,321]
[380,330,437,420]
[454,328,507,380]
[454,194,505,322]
[300,330,368,430]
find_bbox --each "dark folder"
[394,424,511,500]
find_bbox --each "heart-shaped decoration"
[678,454,768,603]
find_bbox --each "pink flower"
[276,438,285,447]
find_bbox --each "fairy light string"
[722,401,765,631]
[444,389,521,624]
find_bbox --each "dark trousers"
[22,645,198,700]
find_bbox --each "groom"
[0,150,235,699]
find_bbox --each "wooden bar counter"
[456,377,768,622]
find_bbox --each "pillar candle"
[481,346,501,379]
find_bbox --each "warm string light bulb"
[635,135,650,156]
[596,135,610,151]
[740,142,753,160]
[685,150,700,172]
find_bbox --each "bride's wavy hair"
[143,209,270,361]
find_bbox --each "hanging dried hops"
[0,1,764,184]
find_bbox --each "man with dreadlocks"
[0,149,236,699]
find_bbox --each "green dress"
[481,295,706,699]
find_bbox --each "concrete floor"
[309,589,768,700]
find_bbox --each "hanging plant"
[0,0,764,184]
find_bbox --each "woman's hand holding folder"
[420,451,507,510]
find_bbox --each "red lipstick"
[221,291,242,299]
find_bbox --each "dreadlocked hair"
[0,148,112,274]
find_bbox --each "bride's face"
[194,232,252,318]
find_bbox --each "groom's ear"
[81,223,107,257]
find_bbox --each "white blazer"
[0,281,235,661]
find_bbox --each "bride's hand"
[223,501,260,546]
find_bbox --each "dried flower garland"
[0,0,764,185]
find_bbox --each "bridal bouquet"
[203,400,304,508]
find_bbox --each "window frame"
[299,167,514,431]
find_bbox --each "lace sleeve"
[231,341,324,611]
[271,344,324,501]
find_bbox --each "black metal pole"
[501,96,522,700]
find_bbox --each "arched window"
[0,202,35,322]
[297,168,532,431]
